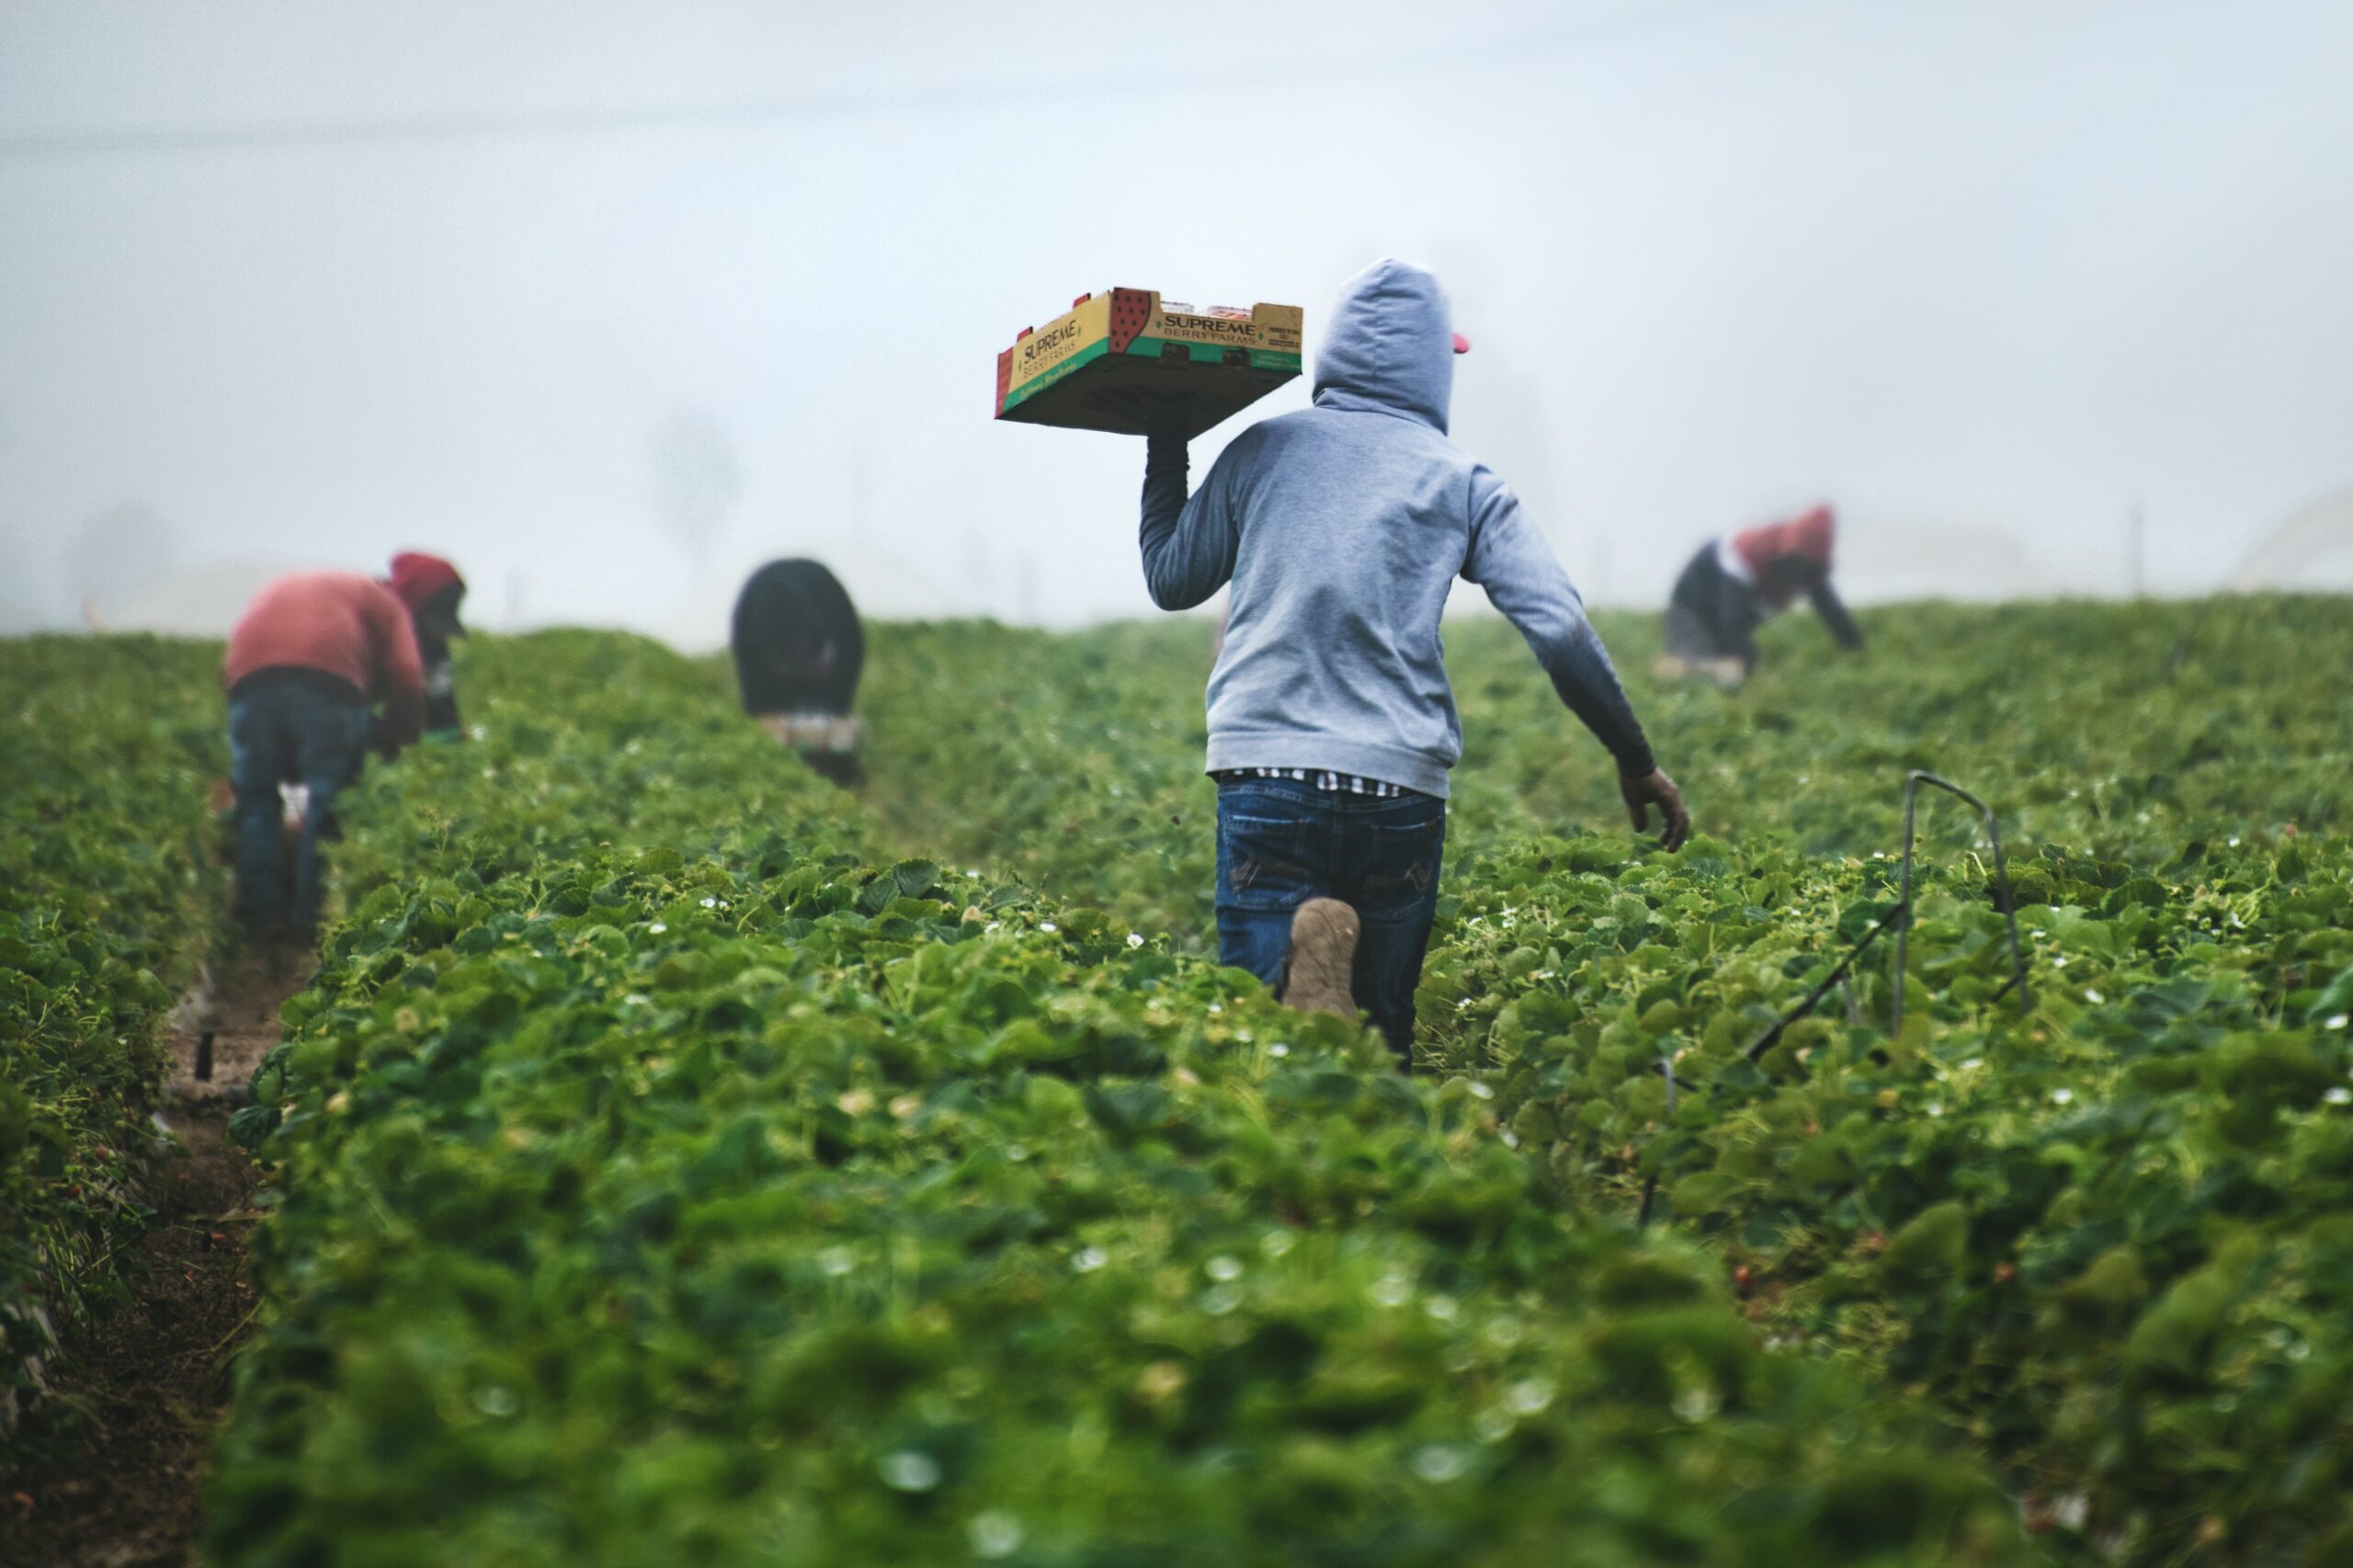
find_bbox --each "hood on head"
[385,551,467,632]
[1312,258,1455,433]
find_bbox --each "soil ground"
[8,947,303,1568]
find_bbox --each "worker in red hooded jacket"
[222,563,429,939]
[1657,505,1862,686]
[384,551,468,735]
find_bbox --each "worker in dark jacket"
[1658,506,1862,685]
[222,570,426,939]
[384,551,468,734]
[731,559,865,784]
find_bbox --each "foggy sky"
[3,0,2350,642]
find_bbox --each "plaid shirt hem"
[1211,767,1416,799]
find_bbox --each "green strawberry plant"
[856,597,2352,945]
[12,592,2349,1562]
[0,634,228,1449]
[851,596,2353,1562]
[1418,830,2353,1562]
[209,631,2025,1566]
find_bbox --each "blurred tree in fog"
[648,410,740,571]
[64,499,180,624]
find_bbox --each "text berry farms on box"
[995,289,1303,439]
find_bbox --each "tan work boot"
[1283,898,1360,1021]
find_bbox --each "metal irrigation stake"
[1892,770,2030,1032]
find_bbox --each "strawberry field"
[4,597,2350,1564]
[3,637,228,1424]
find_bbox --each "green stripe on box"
[1001,338,1111,412]
[1001,336,1305,414]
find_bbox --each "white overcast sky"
[2,0,2349,639]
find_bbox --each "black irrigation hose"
[1635,770,2030,1230]
[1744,903,1906,1064]
[1636,903,1902,1229]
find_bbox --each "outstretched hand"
[1620,767,1690,851]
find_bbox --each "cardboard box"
[995,290,1303,439]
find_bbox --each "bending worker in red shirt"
[222,565,428,939]
[1657,505,1863,686]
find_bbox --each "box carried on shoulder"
[995,290,1303,439]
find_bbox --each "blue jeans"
[229,682,371,936]
[1213,778,1446,1066]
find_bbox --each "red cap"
[385,551,464,612]
[1451,332,1472,355]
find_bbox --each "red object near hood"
[1732,506,1836,578]
[384,551,464,612]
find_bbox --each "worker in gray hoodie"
[1130,257,1688,1067]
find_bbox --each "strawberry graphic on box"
[1108,288,1154,353]
[995,289,1304,440]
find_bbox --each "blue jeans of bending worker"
[228,682,371,937]
[1213,777,1446,1066]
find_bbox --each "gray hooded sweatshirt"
[1139,257,1652,799]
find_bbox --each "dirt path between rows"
[10,948,303,1568]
